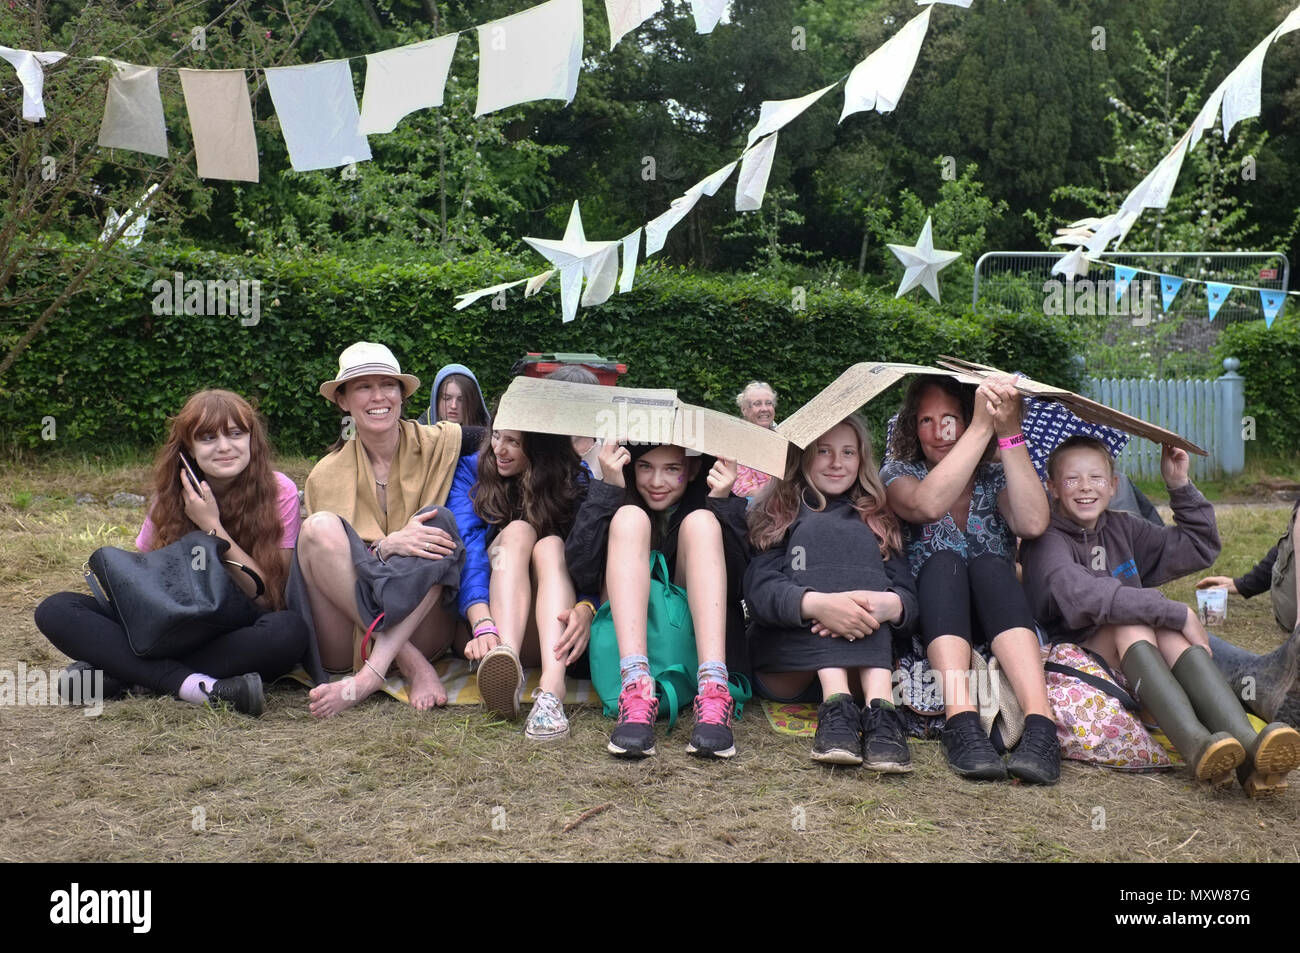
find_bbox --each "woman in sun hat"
[289,342,493,717]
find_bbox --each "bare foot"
[308,667,383,718]
[396,642,447,710]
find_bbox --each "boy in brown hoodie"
[1020,435,1300,796]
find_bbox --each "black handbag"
[84,530,266,658]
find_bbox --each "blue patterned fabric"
[879,458,1013,577]
[1020,397,1128,483]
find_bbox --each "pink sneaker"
[686,681,736,759]
[607,676,659,759]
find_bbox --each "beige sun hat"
[319,342,420,402]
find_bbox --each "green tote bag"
[588,550,749,728]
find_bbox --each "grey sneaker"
[525,689,570,742]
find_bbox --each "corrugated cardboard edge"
[775,362,976,449]
[493,376,790,475]
[936,356,1209,456]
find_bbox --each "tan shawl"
[305,419,463,539]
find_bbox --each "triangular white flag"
[359,34,458,135]
[644,162,736,256]
[581,245,620,307]
[1279,3,1300,35]
[1188,81,1226,150]
[525,270,555,297]
[745,84,837,149]
[1121,132,1190,212]
[454,277,527,310]
[558,264,584,323]
[735,133,779,211]
[645,192,702,257]
[1221,31,1275,140]
[476,0,583,116]
[619,228,641,293]
[840,6,930,120]
[689,0,727,34]
[605,0,663,50]
[0,46,67,121]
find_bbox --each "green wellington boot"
[1122,641,1245,786]
[1172,645,1300,798]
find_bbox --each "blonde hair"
[748,414,902,559]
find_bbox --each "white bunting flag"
[359,34,458,134]
[1220,31,1274,140]
[454,277,527,310]
[840,6,930,120]
[476,0,583,117]
[178,69,259,182]
[735,133,779,211]
[0,45,67,121]
[746,84,837,149]
[619,228,642,292]
[96,61,168,158]
[581,245,620,306]
[605,0,664,50]
[525,270,555,297]
[265,61,372,172]
[1188,82,1226,150]
[689,0,727,34]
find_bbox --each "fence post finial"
[1217,357,1245,477]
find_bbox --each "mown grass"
[2,466,1299,862]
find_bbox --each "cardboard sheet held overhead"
[935,356,1208,456]
[775,362,978,449]
[493,376,790,475]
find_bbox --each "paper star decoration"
[522,200,620,322]
[887,217,961,303]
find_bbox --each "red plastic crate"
[513,352,627,387]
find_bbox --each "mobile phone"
[179,451,203,493]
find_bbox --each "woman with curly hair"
[469,428,592,741]
[881,374,1058,784]
[35,389,308,715]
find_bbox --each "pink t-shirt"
[135,471,302,552]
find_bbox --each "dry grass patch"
[3,478,1300,862]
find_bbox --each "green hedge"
[0,246,1083,456]
[1217,313,1300,456]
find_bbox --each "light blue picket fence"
[1083,359,1245,481]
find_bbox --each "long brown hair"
[439,372,490,429]
[749,414,902,559]
[147,390,290,608]
[473,430,585,538]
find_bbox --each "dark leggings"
[915,550,1036,649]
[35,591,308,697]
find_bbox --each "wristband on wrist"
[471,623,499,639]
[997,433,1026,450]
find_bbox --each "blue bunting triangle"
[1260,289,1285,328]
[1113,265,1137,304]
[1159,274,1183,311]
[1205,282,1232,321]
